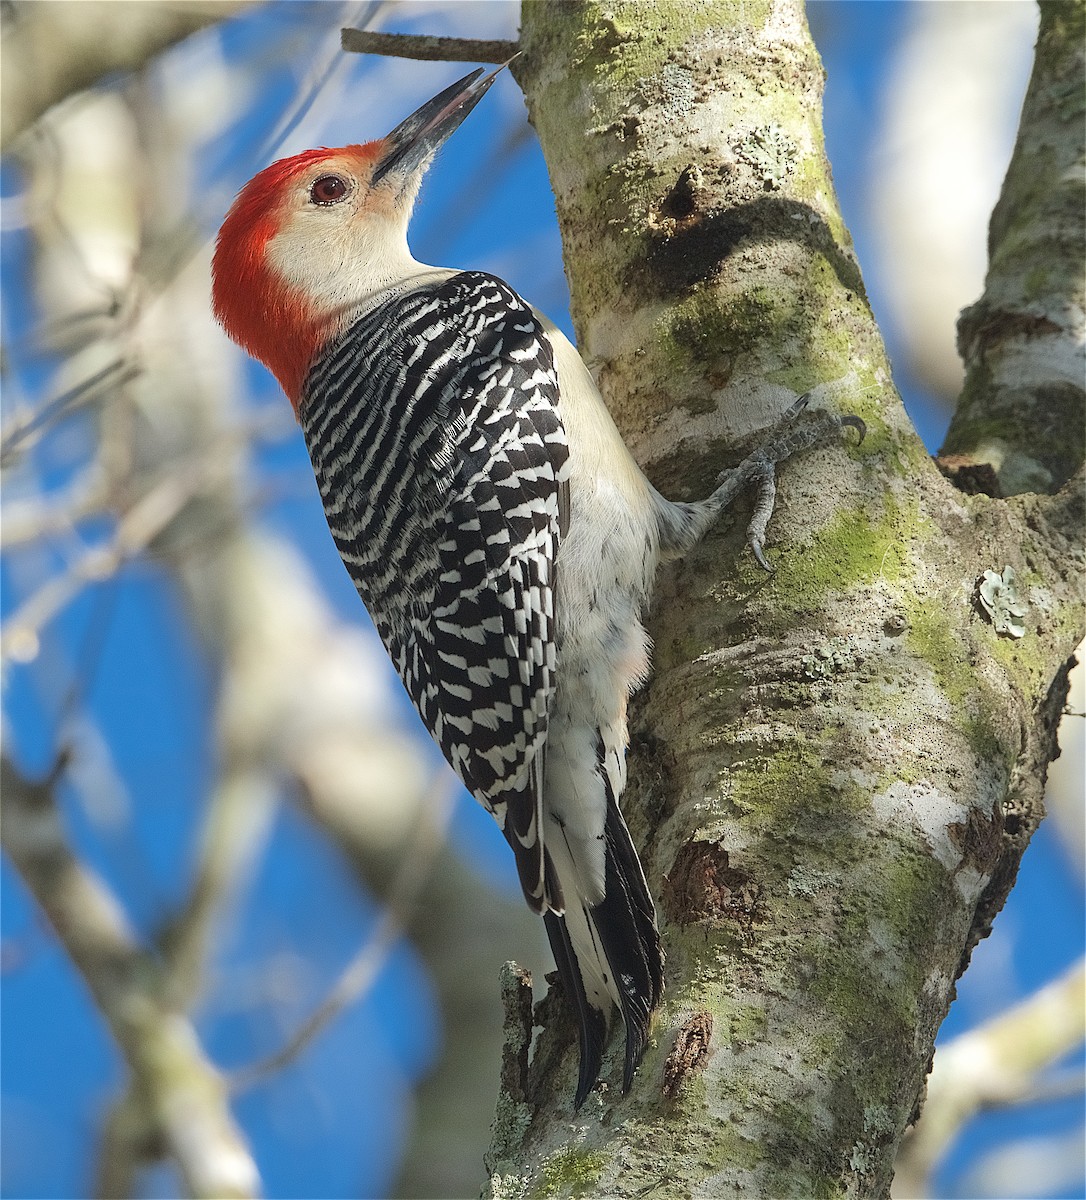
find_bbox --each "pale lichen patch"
[787,863,835,897]
[871,780,968,873]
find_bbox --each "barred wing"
[302,272,570,911]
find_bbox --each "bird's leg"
[657,394,866,565]
[744,460,777,572]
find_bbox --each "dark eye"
[310,174,349,205]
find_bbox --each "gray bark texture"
[483,2,1085,1197]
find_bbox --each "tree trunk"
[485,2,1084,1196]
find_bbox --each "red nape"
[211,145,380,409]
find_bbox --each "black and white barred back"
[302,270,664,1104]
[301,272,570,910]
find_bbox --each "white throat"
[266,218,450,323]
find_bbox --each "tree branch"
[942,1,1085,496]
[231,773,455,1091]
[0,754,260,1199]
[1,0,257,146]
[0,422,268,666]
[158,766,278,1014]
[482,1,1085,1195]
[0,358,137,468]
[340,28,518,65]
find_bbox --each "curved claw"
[783,392,811,421]
[840,414,866,443]
[750,537,774,573]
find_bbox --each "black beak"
[371,59,515,187]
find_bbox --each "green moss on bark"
[766,494,918,620]
[529,1147,608,1200]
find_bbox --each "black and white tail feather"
[537,737,663,1107]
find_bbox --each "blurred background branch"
[894,959,1086,1199]
[0,1,258,147]
[0,755,261,1199]
[232,773,456,1092]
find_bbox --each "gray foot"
[710,394,866,571]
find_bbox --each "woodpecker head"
[212,65,506,407]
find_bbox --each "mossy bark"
[486,2,1084,1198]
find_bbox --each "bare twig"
[341,28,518,64]
[0,358,137,467]
[0,468,111,548]
[0,754,261,1199]
[0,462,219,664]
[255,1,386,165]
[159,764,278,1013]
[231,772,456,1092]
[0,418,282,664]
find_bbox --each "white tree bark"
[483,2,1084,1196]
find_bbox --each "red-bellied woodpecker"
[212,65,862,1107]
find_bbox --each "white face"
[264,156,421,315]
